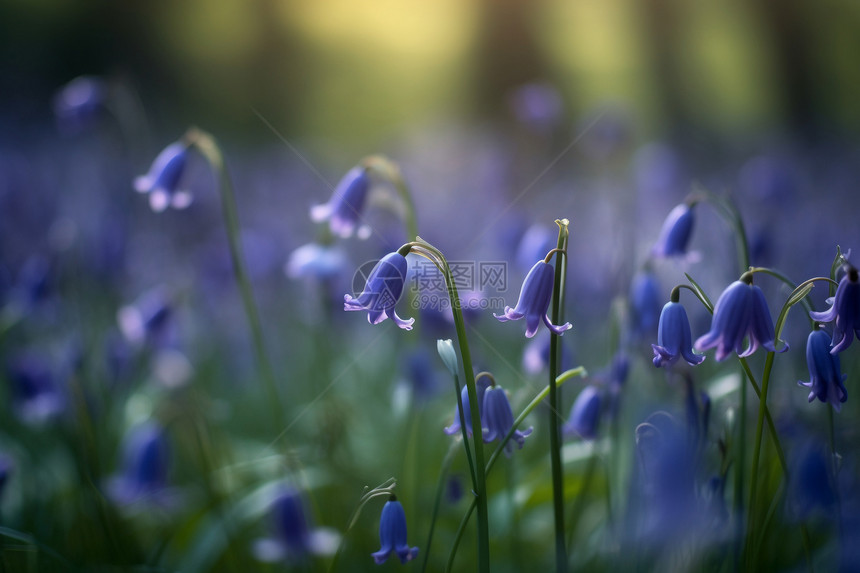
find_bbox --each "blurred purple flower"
[809,265,860,354]
[311,166,371,239]
[285,243,348,281]
[134,142,192,212]
[629,270,662,340]
[495,260,571,338]
[444,372,492,438]
[651,203,695,259]
[53,76,106,130]
[515,224,556,276]
[117,286,173,348]
[652,302,705,368]
[563,385,602,440]
[106,421,172,507]
[521,331,574,375]
[483,385,533,456]
[508,82,563,134]
[791,443,836,519]
[6,353,65,424]
[344,252,414,330]
[253,486,338,563]
[694,279,786,361]
[798,329,847,411]
[372,496,418,565]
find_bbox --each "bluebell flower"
[344,252,414,330]
[6,354,65,424]
[285,242,348,281]
[629,271,662,339]
[798,329,848,411]
[809,265,860,354]
[117,286,174,347]
[311,166,371,239]
[508,82,563,134]
[652,302,705,367]
[444,373,492,437]
[563,385,602,440]
[134,142,192,212]
[482,385,533,455]
[253,486,339,563]
[106,421,171,506]
[694,279,786,361]
[494,260,571,338]
[791,442,836,519]
[651,203,695,259]
[53,76,106,130]
[372,496,418,565]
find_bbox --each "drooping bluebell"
[252,486,338,563]
[371,496,418,565]
[134,142,193,212]
[652,203,695,259]
[694,278,786,361]
[494,259,571,338]
[444,372,492,438]
[106,421,171,506]
[482,385,533,455]
[809,265,860,354]
[798,329,848,411]
[563,385,602,440]
[311,166,371,239]
[652,301,705,368]
[344,252,414,330]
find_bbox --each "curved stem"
[414,238,489,573]
[548,218,570,573]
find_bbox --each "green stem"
[421,442,460,573]
[414,238,489,573]
[744,351,776,568]
[186,128,283,431]
[548,219,570,573]
[446,367,587,572]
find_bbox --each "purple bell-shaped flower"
[563,385,602,440]
[106,421,171,507]
[482,385,533,456]
[252,486,338,563]
[652,203,695,259]
[694,278,786,361]
[134,142,193,212]
[809,264,860,354]
[494,259,571,338]
[798,329,848,411]
[344,252,414,330]
[311,166,371,239]
[444,372,492,437]
[371,496,418,565]
[652,301,705,368]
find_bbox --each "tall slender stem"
[548,218,570,573]
[187,128,283,430]
[415,238,490,573]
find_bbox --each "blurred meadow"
[1,0,860,571]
